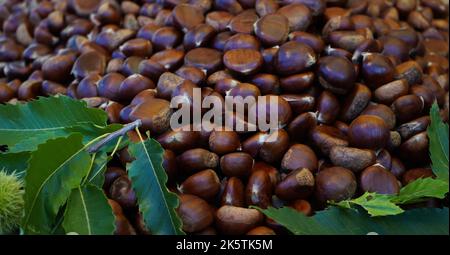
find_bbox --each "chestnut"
[373,79,409,105]
[221,177,245,207]
[209,130,241,155]
[402,168,435,185]
[103,166,127,192]
[317,90,340,124]
[315,167,357,204]
[180,169,221,201]
[220,152,254,178]
[245,170,273,208]
[390,157,406,179]
[340,83,372,123]
[348,115,390,150]
[360,165,400,195]
[361,103,397,130]
[109,175,137,209]
[396,116,430,140]
[216,205,264,235]
[398,131,430,166]
[281,144,318,173]
[275,168,315,201]
[157,127,200,153]
[309,125,349,155]
[287,112,317,142]
[177,194,214,233]
[361,53,395,89]
[178,148,219,174]
[128,98,172,134]
[317,56,356,95]
[329,146,376,173]
[258,129,290,164]
[108,199,137,235]
[393,60,423,86]
[251,161,280,188]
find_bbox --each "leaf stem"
[86,120,142,153]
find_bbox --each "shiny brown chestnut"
[361,103,397,130]
[281,144,318,173]
[128,98,172,134]
[275,168,315,201]
[216,205,264,235]
[109,175,137,209]
[309,125,349,155]
[391,94,425,123]
[317,90,340,124]
[180,169,221,200]
[177,194,214,233]
[220,152,254,178]
[245,170,272,208]
[340,83,372,123]
[209,130,241,155]
[360,165,400,195]
[402,168,435,185]
[315,167,357,204]
[258,129,290,164]
[221,177,245,207]
[348,115,390,150]
[317,56,356,95]
[178,148,219,174]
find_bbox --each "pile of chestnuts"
[0,0,448,235]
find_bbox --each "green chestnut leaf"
[254,206,449,235]
[428,102,449,182]
[62,185,115,235]
[0,96,118,153]
[128,137,184,235]
[22,134,91,234]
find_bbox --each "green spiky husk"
[0,171,24,234]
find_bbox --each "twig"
[86,119,142,153]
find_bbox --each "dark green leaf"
[0,96,109,153]
[128,138,184,235]
[22,134,91,234]
[428,102,449,182]
[333,192,404,217]
[62,185,115,235]
[0,152,29,178]
[255,206,449,235]
[393,177,449,204]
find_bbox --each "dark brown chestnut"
[348,115,390,150]
[180,169,221,200]
[360,165,400,195]
[315,167,357,204]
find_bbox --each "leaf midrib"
[78,187,92,235]
[0,121,95,132]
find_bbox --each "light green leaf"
[428,102,449,182]
[255,206,449,235]
[333,192,404,217]
[22,134,91,234]
[62,185,115,235]
[0,152,29,178]
[393,177,449,204]
[128,138,184,235]
[0,96,109,153]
